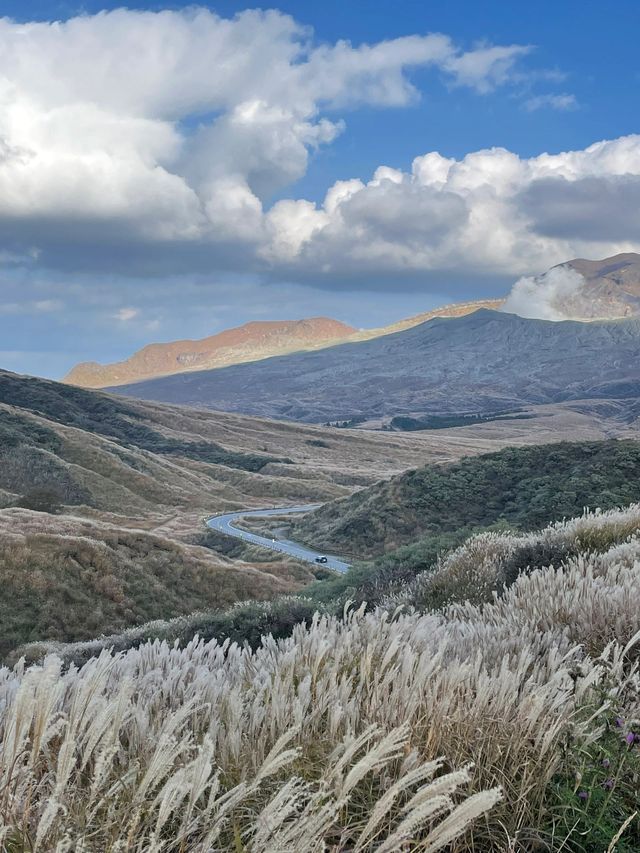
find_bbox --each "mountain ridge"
[108,308,640,424]
[63,252,640,390]
[63,302,504,389]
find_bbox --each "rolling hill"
[292,439,640,558]
[0,367,460,655]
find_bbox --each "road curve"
[206,504,351,573]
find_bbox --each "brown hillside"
[559,252,640,319]
[351,299,505,340]
[64,317,356,388]
[64,302,504,389]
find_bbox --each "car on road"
[314,555,328,564]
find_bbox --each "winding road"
[206,504,351,573]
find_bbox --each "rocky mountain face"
[562,253,640,318]
[64,317,357,389]
[110,309,640,424]
[504,253,640,321]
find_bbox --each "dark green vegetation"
[15,595,322,667]
[294,440,640,557]
[547,707,640,853]
[389,409,533,431]
[324,415,368,428]
[0,371,282,473]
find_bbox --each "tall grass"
[395,504,640,611]
[4,508,640,849]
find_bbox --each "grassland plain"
[6,506,640,851]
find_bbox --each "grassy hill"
[0,368,460,520]
[293,439,640,557]
[0,509,308,658]
[0,368,459,656]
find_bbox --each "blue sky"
[0,1,639,377]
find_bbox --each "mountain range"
[107,308,640,424]
[64,301,505,389]
[64,317,357,388]
[63,253,640,393]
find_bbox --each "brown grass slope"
[0,367,455,524]
[0,509,298,658]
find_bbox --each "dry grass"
[4,510,640,849]
[0,509,310,657]
[397,503,640,612]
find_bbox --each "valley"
[4,6,640,847]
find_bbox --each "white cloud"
[524,93,578,112]
[262,135,640,284]
[114,307,138,322]
[0,6,534,263]
[0,5,634,297]
[443,43,533,93]
[34,299,62,312]
[0,298,62,314]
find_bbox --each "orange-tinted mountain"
[64,317,357,389]
[64,301,503,389]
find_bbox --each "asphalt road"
[206,504,351,573]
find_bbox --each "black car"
[314,555,328,564]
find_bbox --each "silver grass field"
[3,506,640,850]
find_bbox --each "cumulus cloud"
[0,5,636,295]
[0,6,540,272]
[518,174,640,240]
[262,135,640,286]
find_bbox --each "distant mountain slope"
[110,309,640,423]
[64,302,502,390]
[352,299,505,339]
[65,318,356,388]
[293,440,640,557]
[563,253,640,318]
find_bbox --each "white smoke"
[501,266,586,320]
